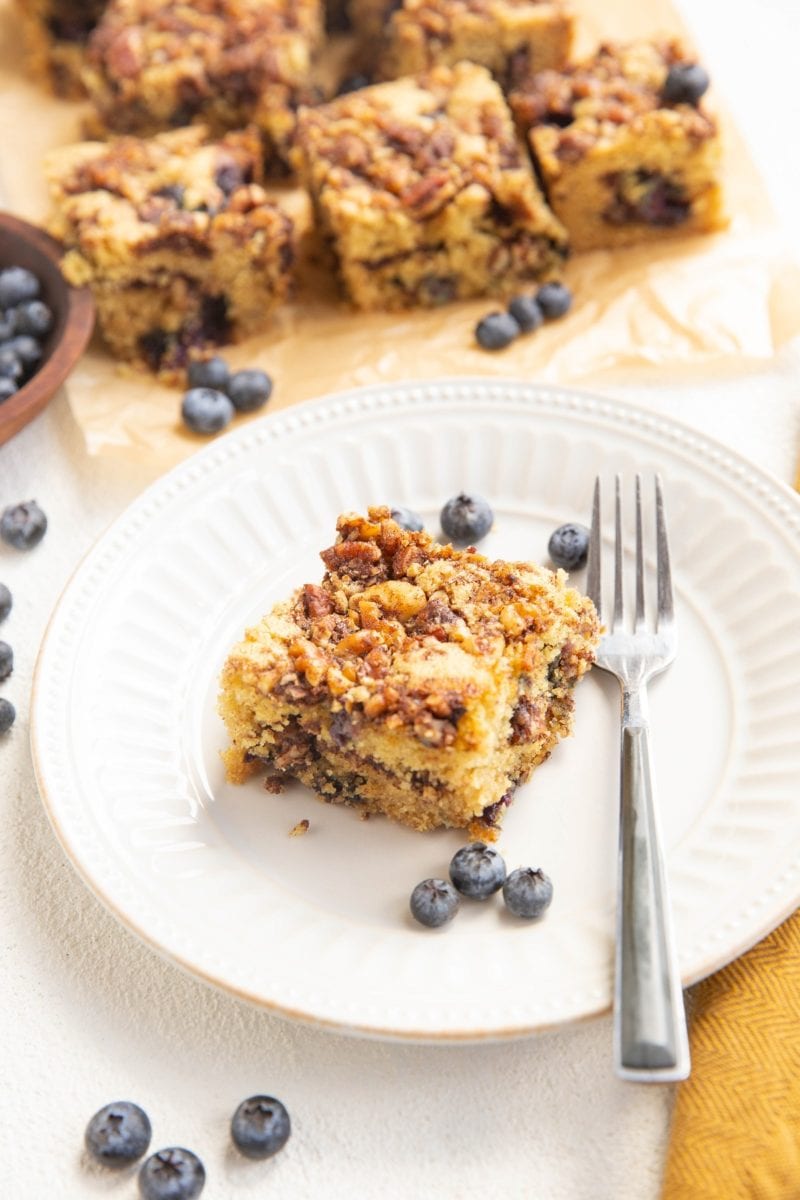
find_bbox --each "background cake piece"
[351,0,574,86]
[510,39,726,252]
[219,508,599,836]
[46,125,295,378]
[15,0,108,97]
[293,62,568,310]
[82,0,323,170]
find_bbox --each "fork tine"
[655,475,674,630]
[586,477,602,621]
[634,474,645,632]
[613,475,624,630]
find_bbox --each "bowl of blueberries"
[0,211,95,447]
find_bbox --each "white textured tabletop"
[2,1,800,1196]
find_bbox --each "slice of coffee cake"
[219,508,599,835]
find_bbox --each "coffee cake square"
[293,62,568,310]
[219,508,599,835]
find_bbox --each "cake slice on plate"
[219,507,599,835]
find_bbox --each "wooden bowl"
[0,211,95,447]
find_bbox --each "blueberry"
[662,63,710,106]
[0,500,47,549]
[0,266,40,309]
[548,522,590,570]
[9,335,43,370]
[138,1148,205,1200]
[0,312,16,341]
[337,73,372,95]
[449,841,506,899]
[0,349,23,382]
[181,387,234,435]
[409,878,460,928]
[0,697,15,733]
[231,1095,291,1160]
[440,493,494,543]
[475,311,520,351]
[0,641,12,682]
[0,378,18,404]
[85,1101,152,1168]
[535,281,573,319]
[13,300,53,338]
[502,866,553,918]
[390,506,424,532]
[187,355,230,392]
[154,184,186,207]
[0,583,11,622]
[227,368,273,413]
[508,294,543,333]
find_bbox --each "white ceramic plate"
[32,381,800,1041]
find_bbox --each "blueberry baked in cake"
[510,39,726,251]
[219,508,599,835]
[16,0,107,97]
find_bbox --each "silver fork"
[587,475,690,1083]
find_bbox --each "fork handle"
[614,685,690,1082]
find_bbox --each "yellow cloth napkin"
[660,908,800,1200]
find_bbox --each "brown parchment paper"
[1,0,799,467]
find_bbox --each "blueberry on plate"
[508,294,543,333]
[548,522,590,570]
[475,311,520,351]
[0,266,40,309]
[662,62,710,106]
[410,878,460,928]
[440,493,494,543]
[0,348,23,382]
[0,500,48,550]
[390,506,424,532]
[0,378,18,404]
[227,368,273,413]
[138,1148,205,1200]
[181,387,234,435]
[0,641,13,682]
[231,1095,291,1160]
[85,1101,152,1168]
[502,867,553,918]
[0,697,15,733]
[0,583,11,623]
[535,281,573,320]
[186,355,230,392]
[449,842,506,899]
[13,300,53,338]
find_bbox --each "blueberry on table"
[440,493,494,544]
[0,500,48,550]
[13,300,53,338]
[0,697,15,733]
[390,506,425,532]
[227,368,273,413]
[661,63,710,106]
[503,867,553,918]
[535,281,573,320]
[0,583,11,622]
[475,311,520,351]
[449,842,506,899]
[0,378,18,404]
[508,294,543,333]
[187,355,230,392]
[548,522,590,571]
[0,348,23,382]
[0,266,40,309]
[231,1095,291,1159]
[181,387,234,435]
[0,641,13,682]
[85,1101,152,1168]
[138,1148,205,1200]
[410,879,460,928]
